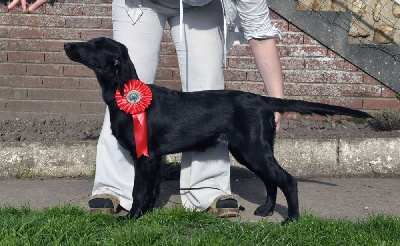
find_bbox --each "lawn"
[1,205,399,245]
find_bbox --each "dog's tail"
[267,98,371,119]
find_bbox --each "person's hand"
[274,112,283,133]
[7,0,50,13]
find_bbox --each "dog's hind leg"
[256,156,299,223]
[256,155,299,223]
[231,144,299,223]
[125,155,163,219]
[229,146,278,216]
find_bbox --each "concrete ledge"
[275,138,400,177]
[0,138,399,178]
[0,141,96,178]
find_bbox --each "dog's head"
[64,37,137,100]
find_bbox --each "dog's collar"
[115,79,152,158]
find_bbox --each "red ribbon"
[132,112,148,158]
[115,79,152,158]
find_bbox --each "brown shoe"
[88,194,120,214]
[207,195,244,218]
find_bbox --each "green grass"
[1,205,400,245]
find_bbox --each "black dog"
[64,37,371,224]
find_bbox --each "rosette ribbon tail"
[132,112,149,158]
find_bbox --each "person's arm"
[249,38,284,132]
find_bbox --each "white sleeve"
[235,0,281,40]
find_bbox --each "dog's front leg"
[124,156,163,219]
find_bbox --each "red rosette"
[115,79,152,115]
[115,79,152,158]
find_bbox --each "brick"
[246,71,262,82]
[0,87,28,100]
[303,34,320,45]
[1,13,66,27]
[45,52,73,64]
[0,110,71,121]
[304,58,344,70]
[82,4,112,17]
[223,70,247,81]
[25,88,102,102]
[27,64,63,76]
[290,96,363,109]
[228,57,257,69]
[363,99,400,110]
[326,49,341,58]
[158,55,179,67]
[288,24,301,32]
[0,52,7,62]
[4,27,43,39]
[160,43,176,55]
[78,78,99,89]
[280,58,305,70]
[284,70,324,83]
[156,68,174,80]
[43,28,81,40]
[101,18,113,29]
[154,80,182,91]
[6,100,81,113]
[42,77,80,89]
[0,63,26,75]
[172,69,181,81]
[0,75,42,87]
[272,20,289,32]
[63,65,95,77]
[45,4,84,16]
[0,27,7,38]
[0,100,6,109]
[80,102,106,114]
[287,46,327,57]
[80,29,113,40]
[282,113,340,121]
[225,82,266,95]
[343,61,358,71]
[382,87,399,98]
[278,33,304,45]
[277,45,289,56]
[8,52,45,63]
[162,30,173,42]
[336,85,382,97]
[362,74,380,85]
[323,71,363,84]
[285,84,381,97]
[65,14,102,28]
[63,0,111,3]
[227,45,252,56]
[4,39,64,52]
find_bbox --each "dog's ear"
[114,58,125,96]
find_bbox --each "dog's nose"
[64,43,71,51]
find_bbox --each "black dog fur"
[64,37,371,224]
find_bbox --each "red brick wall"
[1,0,399,122]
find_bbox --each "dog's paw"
[254,205,274,217]
[281,215,299,226]
[117,215,131,221]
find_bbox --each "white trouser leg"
[169,0,232,211]
[92,0,166,210]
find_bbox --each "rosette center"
[126,90,142,104]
